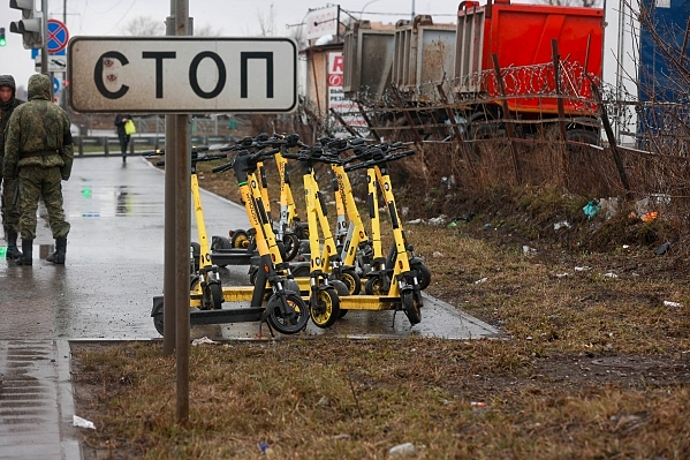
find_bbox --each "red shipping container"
[454,0,604,117]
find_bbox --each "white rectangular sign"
[36,55,68,73]
[304,6,339,40]
[68,37,297,113]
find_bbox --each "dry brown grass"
[72,334,690,460]
[72,228,690,460]
[83,152,690,459]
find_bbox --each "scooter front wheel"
[411,261,431,290]
[401,290,422,326]
[310,287,340,328]
[267,292,309,334]
[209,283,223,310]
[151,298,164,336]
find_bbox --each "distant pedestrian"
[0,74,25,262]
[114,113,133,163]
[3,74,73,266]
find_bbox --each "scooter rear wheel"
[267,292,309,334]
[231,230,250,249]
[292,265,310,277]
[339,268,361,295]
[330,279,350,318]
[309,287,340,328]
[401,290,422,325]
[364,275,387,296]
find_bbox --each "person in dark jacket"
[0,74,25,261]
[114,113,133,162]
[4,74,74,266]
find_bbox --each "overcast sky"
[2,0,453,87]
[1,0,630,94]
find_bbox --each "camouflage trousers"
[1,171,21,235]
[18,165,70,241]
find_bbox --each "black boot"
[16,239,33,266]
[5,231,23,261]
[47,237,67,265]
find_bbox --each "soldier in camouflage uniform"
[0,75,25,261]
[4,74,74,266]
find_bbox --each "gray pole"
[163,14,176,357]
[614,0,624,144]
[41,0,48,79]
[174,0,191,425]
[411,0,415,21]
[61,0,68,111]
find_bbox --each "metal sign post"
[173,0,191,426]
[162,14,177,358]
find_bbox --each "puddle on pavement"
[74,183,149,218]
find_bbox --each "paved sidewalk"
[0,340,80,460]
[0,155,501,458]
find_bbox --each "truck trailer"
[454,0,604,143]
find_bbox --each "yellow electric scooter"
[283,141,423,327]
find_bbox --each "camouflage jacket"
[3,74,74,181]
[0,75,24,159]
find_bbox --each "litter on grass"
[389,442,417,457]
[553,220,571,231]
[522,245,537,255]
[583,200,601,220]
[664,301,682,308]
[73,415,96,430]
[192,336,218,346]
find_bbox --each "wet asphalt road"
[0,155,499,341]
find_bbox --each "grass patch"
[73,335,690,460]
[85,158,690,459]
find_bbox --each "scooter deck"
[151,295,265,327]
[210,250,254,266]
[189,287,261,307]
[338,295,401,310]
[190,307,264,325]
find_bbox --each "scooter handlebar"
[211,161,235,174]
[198,153,228,162]
[256,147,281,159]
[343,149,415,172]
